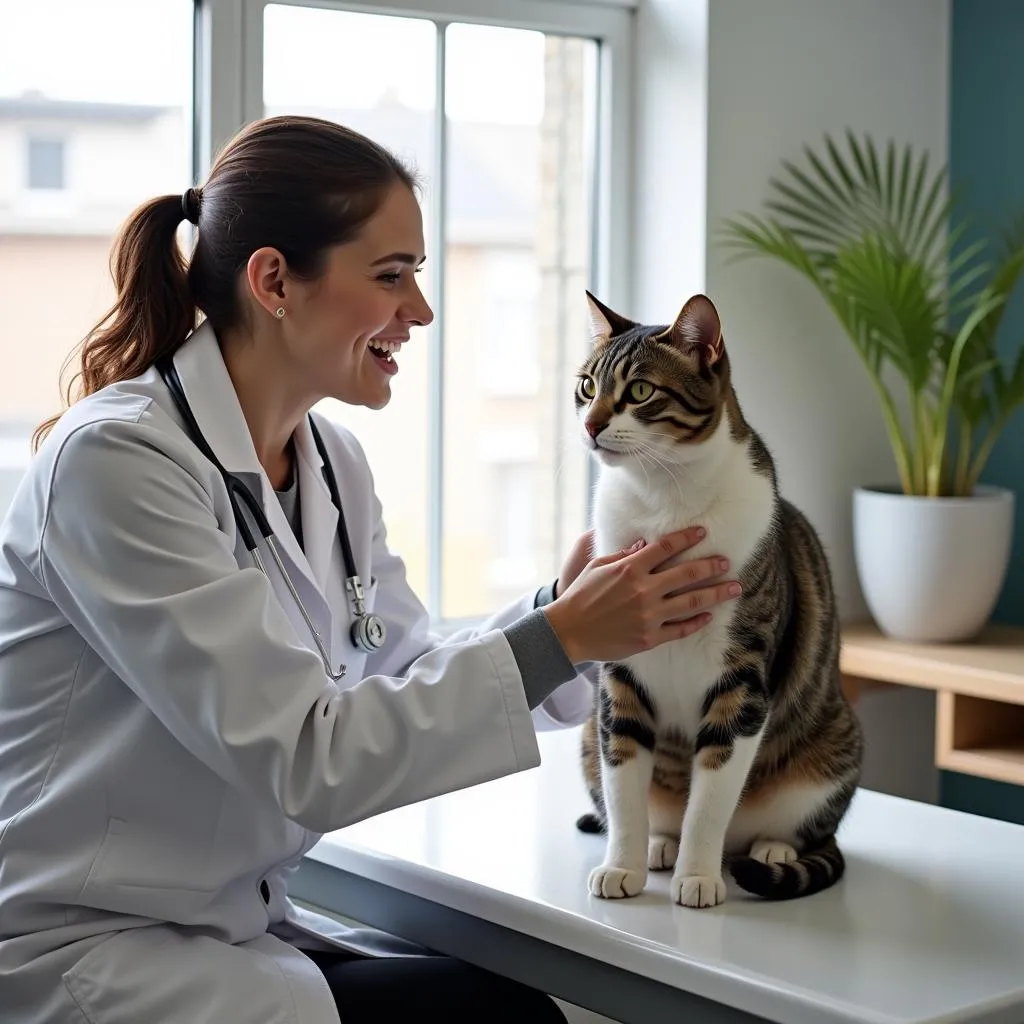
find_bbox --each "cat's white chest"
[591,452,775,735]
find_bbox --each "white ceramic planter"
[853,485,1015,643]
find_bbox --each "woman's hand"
[543,527,740,664]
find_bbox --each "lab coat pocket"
[63,926,305,1024]
[78,817,221,923]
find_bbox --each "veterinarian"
[0,115,739,1024]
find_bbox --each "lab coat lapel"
[171,322,262,477]
[169,325,334,656]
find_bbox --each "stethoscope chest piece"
[351,611,387,653]
[345,575,386,653]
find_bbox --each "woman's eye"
[628,381,654,402]
[579,376,596,399]
[378,267,424,285]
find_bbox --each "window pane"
[442,24,597,618]
[0,0,193,516]
[27,138,66,190]
[263,4,436,601]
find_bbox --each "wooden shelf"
[840,621,1024,786]
[841,621,1024,704]
[938,747,1024,787]
[935,690,1024,786]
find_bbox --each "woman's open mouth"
[367,338,404,376]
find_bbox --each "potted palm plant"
[721,131,1024,642]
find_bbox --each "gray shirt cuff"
[503,608,577,710]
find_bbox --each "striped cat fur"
[574,292,863,907]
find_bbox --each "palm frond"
[715,130,1024,495]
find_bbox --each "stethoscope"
[157,356,386,680]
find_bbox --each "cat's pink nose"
[585,420,607,439]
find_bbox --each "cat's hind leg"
[647,737,689,871]
[647,787,683,870]
[748,840,798,865]
[576,711,606,834]
[588,664,658,899]
[725,774,857,900]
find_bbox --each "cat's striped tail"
[727,836,845,900]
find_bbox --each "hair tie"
[181,187,202,225]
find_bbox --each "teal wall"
[950,0,1024,628]
[939,771,1024,826]
[944,0,1024,824]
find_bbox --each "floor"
[557,1002,615,1023]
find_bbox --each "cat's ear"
[586,290,635,345]
[660,294,724,365]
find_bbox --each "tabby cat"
[574,291,863,907]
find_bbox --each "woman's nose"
[403,283,434,328]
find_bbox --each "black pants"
[306,949,568,1022]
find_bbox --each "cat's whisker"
[633,449,655,492]
[632,441,689,508]
[632,444,671,480]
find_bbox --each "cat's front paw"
[671,872,727,908]
[588,864,647,899]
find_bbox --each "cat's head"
[575,292,734,467]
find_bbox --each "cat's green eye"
[579,376,596,400]
[627,380,654,403]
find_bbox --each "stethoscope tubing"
[155,355,386,679]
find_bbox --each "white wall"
[704,0,950,621]
[634,0,950,805]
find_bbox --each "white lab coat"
[0,322,592,1024]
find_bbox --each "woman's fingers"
[667,611,713,639]
[657,555,731,596]
[662,579,742,625]
[625,526,707,571]
[587,526,709,572]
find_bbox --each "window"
[1,0,630,622]
[26,137,66,190]
[478,250,540,397]
[0,0,194,516]
[259,1,621,619]
[262,4,437,603]
[490,460,538,596]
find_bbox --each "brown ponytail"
[32,195,195,451]
[33,115,417,452]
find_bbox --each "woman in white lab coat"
[0,115,738,1024]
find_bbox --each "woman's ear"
[245,247,289,319]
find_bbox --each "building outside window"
[26,136,66,190]
[0,0,194,520]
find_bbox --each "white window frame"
[194,0,634,615]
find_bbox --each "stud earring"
[275,307,286,319]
